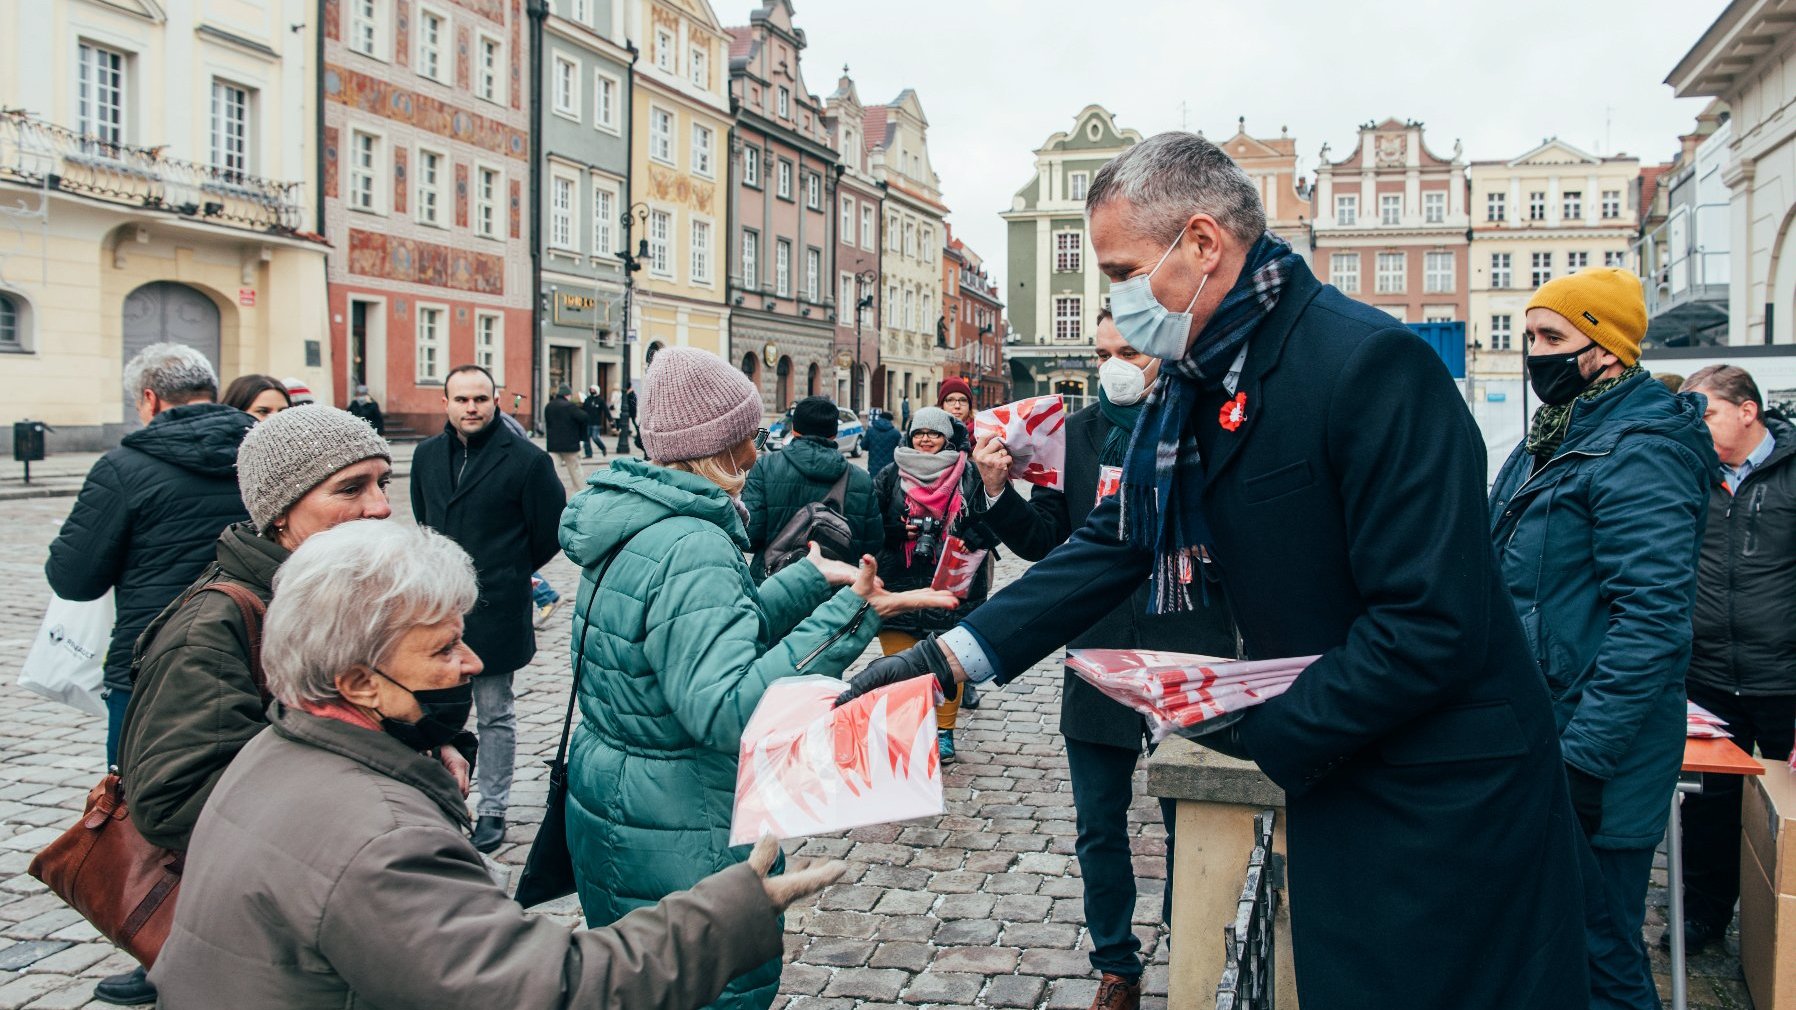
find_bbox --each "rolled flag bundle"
[1687,700,1730,739]
[1066,649,1318,743]
[930,535,987,600]
[974,395,1067,490]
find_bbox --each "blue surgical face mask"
[1108,231,1209,361]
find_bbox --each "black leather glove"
[1565,763,1605,837]
[836,634,957,707]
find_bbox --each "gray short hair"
[1685,364,1763,411]
[1086,132,1267,245]
[122,342,218,404]
[263,521,478,706]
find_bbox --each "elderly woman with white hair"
[151,520,842,1009]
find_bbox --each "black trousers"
[1680,682,1796,930]
[1066,737,1176,979]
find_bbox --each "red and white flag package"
[1687,700,1730,739]
[1065,649,1318,743]
[930,535,988,600]
[974,395,1067,490]
[730,675,944,846]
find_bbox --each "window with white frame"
[1068,171,1088,201]
[805,173,820,210]
[649,107,673,164]
[1054,296,1082,341]
[885,284,897,328]
[742,230,759,288]
[210,80,250,178]
[592,185,614,257]
[691,124,713,178]
[690,46,709,89]
[887,215,900,252]
[840,195,854,239]
[1487,192,1506,222]
[477,35,503,103]
[776,86,790,119]
[922,293,933,333]
[77,42,126,145]
[1490,313,1512,351]
[923,227,934,262]
[348,130,382,212]
[1335,194,1357,226]
[553,55,579,118]
[475,166,500,238]
[1375,252,1405,293]
[550,175,576,249]
[777,160,792,200]
[1529,191,1546,221]
[417,8,447,82]
[1562,191,1582,220]
[570,0,591,24]
[1423,192,1445,224]
[839,273,854,317]
[1490,252,1512,288]
[1380,194,1402,226]
[1423,251,1453,293]
[775,239,792,296]
[860,206,874,249]
[1530,251,1552,287]
[1602,190,1622,220]
[903,288,914,330]
[476,313,503,383]
[594,73,618,131]
[1566,251,1589,271]
[648,209,671,275]
[416,306,446,381]
[654,28,675,72]
[1055,231,1081,273]
[690,219,711,284]
[903,221,915,258]
[1604,250,1626,268]
[742,145,760,186]
[416,148,445,226]
[806,247,820,301]
[348,0,383,57]
[0,293,19,351]
[1330,252,1359,292]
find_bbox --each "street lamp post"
[616,202,650,455]
[852,269,876,413]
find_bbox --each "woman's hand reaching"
[805,541,861,586]
[847,554,960,618]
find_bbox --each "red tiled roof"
[1638,163,1673,216]
[863,106,890,151]
[726,27,754,62]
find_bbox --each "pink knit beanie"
[638,347,764,463]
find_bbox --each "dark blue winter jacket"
[864,414,901,478]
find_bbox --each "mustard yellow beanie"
[1526,267,1646,366]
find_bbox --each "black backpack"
[761,466,856,576]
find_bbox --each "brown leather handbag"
[28,580,267,967]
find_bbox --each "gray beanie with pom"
[236,405,391,531]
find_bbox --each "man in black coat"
[581,385,611,458]
[841,133,1584,1009]
[542,384,589,493]
[1675,364,1796,950]
[412,365,566,852]
[47,342,252,769]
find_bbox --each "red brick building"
[943,226,1007,406]
[321,0,533,434]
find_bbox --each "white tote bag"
[18,592,113,717]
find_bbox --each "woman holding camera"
[872,405,997,762]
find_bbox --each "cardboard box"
[1740,759,1796,1010]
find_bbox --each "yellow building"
[1468,140,1640,380]
[624,0,731,376]
[0,0,328,450]
[867,89,948,411]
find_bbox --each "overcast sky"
[790,0,1729,292]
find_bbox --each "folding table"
[1666,736,1765,1010]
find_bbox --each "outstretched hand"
[748,835,847,913]
[806,541,860,587]
[835,634,960,708]
[846,554,959,618]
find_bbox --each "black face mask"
[371,669,472,752]
[1525,340,1597,406]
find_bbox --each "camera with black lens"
[911,516,945,564]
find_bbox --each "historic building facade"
[823,68,882,412]
[943,227,1007,406]
[726,0,835,417]
[1001,105,1141,406]
[1467,140,1640,378]
[867,89,947,413]
[624,0,730,378]
[537,0,634,403]
[320,0,533,435]
[1312,118,1470,326]
[1,0,328,450]
[1213,117,1314,260]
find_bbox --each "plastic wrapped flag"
[1066,649,1318,743]
[930,535,987,600]
[974,395,1067,490]
[730,675,944,846]
[1687,700,1730,739]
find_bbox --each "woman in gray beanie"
[559,347,955,1010]
[101,406,460,1007]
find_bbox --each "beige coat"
[152,702,784,1009]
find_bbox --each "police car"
[766,407,867,457]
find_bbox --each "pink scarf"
[898,451,967,566]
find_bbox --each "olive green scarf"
[1525,364,1645,459]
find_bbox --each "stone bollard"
[1146,737,1297,1008]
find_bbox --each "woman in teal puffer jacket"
[559,348,954,1010]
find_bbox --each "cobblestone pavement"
[0,468,1753,1008]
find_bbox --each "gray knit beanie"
[908,406,954,439]
[638,347,764,463]
[237,405,392,531]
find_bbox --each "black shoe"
[94,966,157,1005]
[472,815,506,853]
[960,682,981,710]
[1659,918,1723,953]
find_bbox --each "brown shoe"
[1091,972,1141,1010]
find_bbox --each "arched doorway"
[122,281,220,426]
[776,355,793,410]
[806,361,819,398]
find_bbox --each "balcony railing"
[1215,810,1280,1010]
[0,110,305,233]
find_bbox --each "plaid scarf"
[1118,232,1303,614]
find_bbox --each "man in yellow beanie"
[1489,266,1719,1008]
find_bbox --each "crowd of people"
[34,128,1796,1010]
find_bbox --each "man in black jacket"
[581,385,610,458]
[46,342,253,770]
[972,309,1234,1009]
[543,384,589,493]
[1674,364,1796,950]
[412,365,566,852]
[841,132,1584,1008]
[742,396,882,581]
